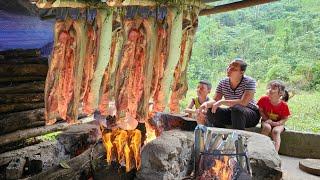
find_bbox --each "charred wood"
[0,102,44,114]
[29,143,105,180]
[0,64,48,77]
[0,57,48,65]
[0,49,40,59]
[0,81,44,94]
[0,77,46,84]
[0,93,44,104]
[0,116,94,147]
[0,81,45,94]
[0,108,45,135]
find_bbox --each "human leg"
[206,107,231,127]
[271,125,285,152]
[230,104,260,130]
[261,121,272,136]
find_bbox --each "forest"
[182,0,320,132]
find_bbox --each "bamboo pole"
[86,9,113,114]
[200,0,279,16]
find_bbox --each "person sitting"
[184,80,212,118]
[258,80,291,152]
[197,58,260,130]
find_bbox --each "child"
[185,80,211,117]
[257,80,290,152]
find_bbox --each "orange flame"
[144,121,156,144]
[100,125,142,172]
[210,156,233,180]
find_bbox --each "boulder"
[137,128,282,180]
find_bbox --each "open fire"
[194,125,252,180]
[100,125,142,172]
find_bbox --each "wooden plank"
[199,0,279,16]
[0,116,94,147]
[0,49,40,59]
[0,108,45,135]
[0,81,44,94]
[0,102,44,114]
[0,93,44,104]
[0,76,46,84]
[0,64,48,77]
[0,57,48,65]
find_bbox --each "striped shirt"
[216,75,257,109]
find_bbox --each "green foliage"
[182,0,320,133]
[187,0,320,91]
[39,131,61,141]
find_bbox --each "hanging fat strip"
[81,23,100,114]
[99,14,124,116]
[44,18,87,125]
[83,9,113,115]
[169,10,198,113]
[152,7,183,113]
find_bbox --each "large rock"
[137,128,282,180]
[136,130,194,180]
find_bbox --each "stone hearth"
[137,128,282,180]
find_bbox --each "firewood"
[0,57,48,65]
[0,102,44,114]
[0,76,46,84]
[0,81,44,94]
[0,116,94,147]
[0,108,45,135]
[29,142,105,180]
[0,64,48,77]
[0,93,44,104]
[0,49,40,59]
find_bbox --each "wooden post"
[199,0,279,16]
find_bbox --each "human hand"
[196,109,206,125]
[198,102,209,114]
[211,101,221,113]
[265,119,273,124]
[270,121,281,127]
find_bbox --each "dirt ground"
[280,155,320,180]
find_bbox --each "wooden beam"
[199,0,279,16]
[0,116,94,147]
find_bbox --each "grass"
[180,82,320,133]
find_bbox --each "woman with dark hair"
[197,58,261,130]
